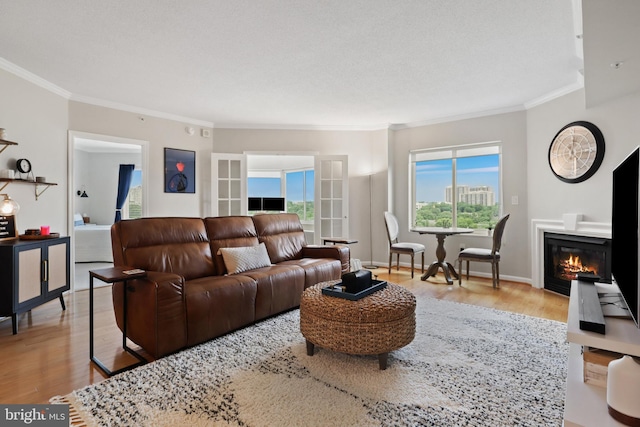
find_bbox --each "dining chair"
[457,214,510,288]
[384,211,425,278]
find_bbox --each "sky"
[248,156,499,204]
[249,171,314,201]
[415,154,500,202]
[249,177,281,198]
[131,169,142,187]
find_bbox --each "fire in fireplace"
[544,232,611,296]
[555,253,599,281]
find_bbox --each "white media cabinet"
[564,280,640,426]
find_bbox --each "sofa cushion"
[218,243,272,274]
[205,216,260,275]
[239,264,305,320]
[184,275,258,347]
[111,217,214,281]
[279,258,342,288]
[252,213,306,263]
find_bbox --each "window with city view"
[410,143,501,233]
[125,169,143,219]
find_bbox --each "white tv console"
[564,280,640,426]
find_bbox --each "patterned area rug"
[51,295,568,426]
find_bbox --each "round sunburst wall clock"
[548,121,605,183]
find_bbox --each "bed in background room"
[74,214,113,262]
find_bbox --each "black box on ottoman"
[341,269,372,293]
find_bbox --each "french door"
[314,155,349,243]
[211,153,348,245]
[211,153,246,216]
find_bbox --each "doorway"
[212,152,348,245]
[67,131,149,291]
[247,154,315,241]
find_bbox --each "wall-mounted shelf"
[0,139,18,155]
[0,139,57,200]
[0,178,58,200]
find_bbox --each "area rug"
[51,296,568,426]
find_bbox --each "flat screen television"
[248,197,262,211]
[262,197,285,212]
[611,146,640,327]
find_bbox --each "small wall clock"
[16,158,32,174]
[548,121,605,183]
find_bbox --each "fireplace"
[544,232,612,296]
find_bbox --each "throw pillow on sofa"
[218,243,272,274]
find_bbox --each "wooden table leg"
[306,340,315,356]
[446,262,460,280]
[421,261,441,280]
[422,234,456,283]
[441,264,454,284]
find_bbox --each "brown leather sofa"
[110,213,349,359]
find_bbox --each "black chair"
[384,211,425,278]
[457,214,510,288]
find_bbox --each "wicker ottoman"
[300,281,416,369]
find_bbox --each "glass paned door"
[211,153,246,216]
[315,155,348,244]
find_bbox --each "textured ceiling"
[0,0,584,128]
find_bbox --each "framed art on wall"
[164,148,196,193]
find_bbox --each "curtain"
[114,164,135,223]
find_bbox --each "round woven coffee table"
[300,281,416,370]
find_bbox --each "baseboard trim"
[375,260,531,285]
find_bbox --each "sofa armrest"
[302,245,350,274]
[112,271,187,358]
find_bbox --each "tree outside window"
[124,169,143,219]
[411,143,501,233]
[286,170,314,222]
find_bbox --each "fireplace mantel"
[531,217,611,289]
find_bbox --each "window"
[248,174,281,214]
[285,170,314,222]
[410,143,501,234]
[123,169,143,219]
[248,177,281,197]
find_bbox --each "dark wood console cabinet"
[0,237,70,334]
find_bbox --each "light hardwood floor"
[0,268,568,404]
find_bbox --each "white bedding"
[75,224,113,262]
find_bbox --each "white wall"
[212,128,389,264]
[74,150,141,224]
[68,101,214,217]
[5,64,640,284]
[73,148,90,217]
[527,88,640,224]
[390,110,530,281]
[0,69,68,234]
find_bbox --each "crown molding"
[2,56,584,132]
[390,80,584,130]
[389,105,526,130]
[0,56,213,127]
[0,57,71,99]
[524,80,584,110]
[214,122,391,131]
[70,94,214,128]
